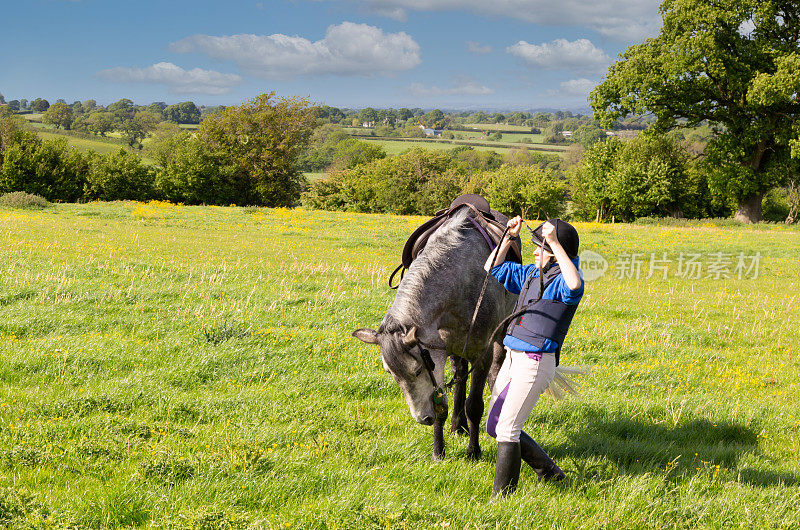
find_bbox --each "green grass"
[1,203,799,527]
[362,138,512,155]
[462,123,533,132]
[303,172,326,182]
[33,130,126,155]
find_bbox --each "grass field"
[303,172,325,182]
[462,123,533,132]
[362,138,514,155]
[33,130,126,156]
[1,203,799,528]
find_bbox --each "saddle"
[390,194,523,288]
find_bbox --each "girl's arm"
[542,222,582,291]
[484,216,522,272]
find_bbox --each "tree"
[42,102,74,130]
[19,99,28,111]
[197,92,318,206]
[30,98,50,112]
[7,100,19,112]
[591,0,800,222]
[163,101,201,124]
[327,138,386,172]
[572,124,607,148]
[84,111,114,136]
[107,98,136,121]
[0,93,5,104]
[85,148,154,201]
[145,103,165,119]
[83,100,97,112]
[0,135,89,202]
[424,109,448,129]
[118,111,159,149]
[357,107,378,125]
[484,164,567,219]
[570,134,701,221]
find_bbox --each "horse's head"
[353,325,447,425]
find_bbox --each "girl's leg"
[486,347,513,439]
[489,349,556,443]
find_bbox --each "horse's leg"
[433,416,445,461]
[450,356,469,435]
[466,341,504,460]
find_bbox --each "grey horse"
[353,209,516,460]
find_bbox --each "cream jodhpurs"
[486,347,557,443]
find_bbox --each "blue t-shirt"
[491,256,584,352]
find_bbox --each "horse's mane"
[387,209,485,326]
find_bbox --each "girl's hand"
[542,221,559,245]
[507,216,522,238]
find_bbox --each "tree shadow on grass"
[541,405,798,488]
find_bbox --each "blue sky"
[0,0,662,110]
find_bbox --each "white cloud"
[333,0,661,41]
[408,78,494,97]
[540,78,597,99]
[169,22,421,79]
[466,41,493,54]
[96,62,243,95]
[507,38,610,73]
[559,78,596,96]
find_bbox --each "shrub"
[197,92,318,207]
[762,187,790,222]
[570,134,699,221]
[151,133,236,205]
[484,164,567,219]
[0,191,49,209]
[0,136,89,202]
[85,149,155,201]
[304,148,459,214]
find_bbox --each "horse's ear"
[403,326,419,348]
[352,328,379,345]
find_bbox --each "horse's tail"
[544,365,590,400]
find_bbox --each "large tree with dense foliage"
[42,102,74,130]
[570,134,712,221]
[30,98,50,113]
[197,92,318,207]
[163,101,201,124]
[591,0,800,222]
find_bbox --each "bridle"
[409,340,448,420]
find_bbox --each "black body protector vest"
[506,263,580,366]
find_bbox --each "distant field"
[304,172,325,182]
[459,131,547,144]
[462,123,532,132]
[362,138,513,155]
[33,130,125,155]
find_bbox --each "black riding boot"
[519,431,565,482]
[492,442,521,497]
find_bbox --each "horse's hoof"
[465,446,482,461]
[451,422,469,436]
[432,451,445,462]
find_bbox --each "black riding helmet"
[530,218,579,259]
